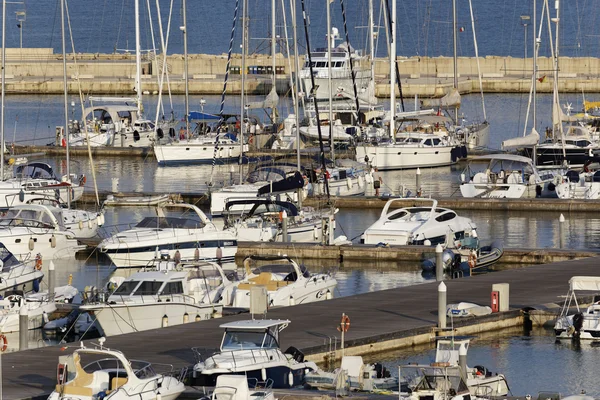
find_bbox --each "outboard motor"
[373,363,391,379]
[284,346,305,363]
[572,312,584,339]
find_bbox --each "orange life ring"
[468,252,477,269]
[35,254,43,271]
[337,315,350,332]
[0,334,7,352]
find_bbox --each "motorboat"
[421,239,504,278]
[154,134,248,165]
[307,159,374,197]
[0,243,44,297]
[362,198,477,246]
[98,202,238,268]
[210,163,307,217]
[459,154,562,198]
[211,375,276,400]
[399,338,509,400]
[192,319,318,388]
[43,310,99,340]
[223,199,330,243]
[0,162,85,207]
[47,339,185,400]
[0,293,55,333]
[231,255,337,308]
[554,276,600,340]
[305,356,397,392]
[554,170,600,200]
[0,204,82,259]
[356,131,463,170]
[79,262,224,336]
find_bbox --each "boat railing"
[100,222,204,244]
[4,261,39,281]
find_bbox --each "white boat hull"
[356,144,456,170]
[103,245,237,268]
[155,142,247,165]
[232,278,337,308]
[0,301,56,333]
[83,302,222,336]
[0,231,79,260]
[311,175,367,197]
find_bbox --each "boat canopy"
[224,199,300,217]
[219,319,290,330]
[15,162,56,179]
[188,111,220,121]
[569,276,600,291]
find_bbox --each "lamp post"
[520,15,530,77]
[15,10,25,49]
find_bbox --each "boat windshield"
[0,244,21,271]
[135,216,205,229]
[0,209,55,228]
[83,356,157,379]
[113,280,141,296]
[221,329,278,351]
[400,365,468,395]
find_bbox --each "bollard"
[416,168,421,197]
[559,213,565,249]
[435,244,444,281]
[438,282,447,330]
[229,164,235,185]
[48,260,56,297]
[281,210,288,242]
[19,306,28,350]
[111,177,119,193]
[459,343,468,380]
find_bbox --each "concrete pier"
[3,48,600,95]
[1,255,596,399]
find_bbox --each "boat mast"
[291,0,301,172]
[135,0,143,116]
[468,0,486,121]
[182,0,189,139]
[326,0,334,161]
[1,0,5,179]
[240,0,248,183]
[452,0,458,125]
[553,0,565,159]
[368,0,375,99]
[532,0,537,130]
[389,0,396,142]
[61,0,71,207]
[271,0,277,124]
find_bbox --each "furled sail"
[246,87,279,110]
[501,128,540,150]
[421,88,461,109]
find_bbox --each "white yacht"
[223,199,330,243]
[0,293,55,333]
[80,266,223,337]
[0,204,82,259]
[305,356,397,392]
[47,340,185,400]
[231,255,337,308]
[210,164,306,217]
[308,159,374,197]
[554,170,600,200]
[0,243,44,296]
[555,276,600,340]
[459,154,562,199]
[356,132,462,170]
[362,198,477,246]
[98,202,237,268]
[154,134,247,165]
[192,319,318,388]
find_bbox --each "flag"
[459,27,465,32]
[538,75,546,83]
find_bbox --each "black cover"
[257,170,304,195]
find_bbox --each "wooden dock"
[3,256,598,400]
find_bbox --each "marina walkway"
[5,256,599,400]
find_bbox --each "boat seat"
[55,353,95,396]
[250,272,273,285]
[110,377,128,391]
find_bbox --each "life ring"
[303,175,309,187]
[0,335,7,352]
[468,252,477,269]
[337,314,350,332]
[35,254,43,271]
[324,171,331,180]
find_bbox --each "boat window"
[435,212,456,222]
[133,281,163,296]
[161,281,184,295]
[222,330,272,350]
[113,280,140,296]
[135,216,205,229]
[388,210,408,220]
[432,138,441,145]
[316,62,326,68]
[251,264,294,275]
[423,139,433,146]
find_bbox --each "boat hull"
[103,244,237,268]
[232,278,337,308]
[196,364,311,389]
[356,144,458,170]
[155,143,247,165]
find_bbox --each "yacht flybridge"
[193,319,318,388]
[362,198,476,246]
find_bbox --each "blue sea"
[10,0,598,58]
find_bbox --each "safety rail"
[98,222,208,245]
[81,289,197,306]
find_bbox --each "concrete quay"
[3,48,600,95]
[2,255,595,400]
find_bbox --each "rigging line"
[339,0,361,116]
[210,0,241,186]
[114,0,127,53]
[383,0,404,112]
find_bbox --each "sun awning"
[569,276,600,291]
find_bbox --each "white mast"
[291,0,301,171]
[368,0,375,96]
[452,0,458,124]
[327,0,334,161]
[135,0,143,116]
[61,0,71,207]
[468,0,486,121]
[389,0,396,141]
[271,0,277,123]
[182,0,189,139]
[240,0,248,183]
[532,0,537,130]
[1,0,5,179]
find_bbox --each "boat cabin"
[461,155,543,185]
[108,270,188,303]
[218,319,290,352]
[0,205,63,230]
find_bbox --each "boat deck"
[4,256,597,400]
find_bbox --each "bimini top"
[468,154,535,165]
[569,276,600,291]
[219,319,291,330]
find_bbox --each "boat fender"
[33,278,40,293]
[289,295,295,306]
[35,254,43,271]
[174,250,181,265]
[183,312,189,324]
[169,127,176,138]
[194,247,200,261]
[468,251,477,269]
[19,190,25,203]
[261,368,267,381]
[547,182,556,192]
[133,130,140,142]
[195,314,201,322]
[288,371,294,387]
[346,177,352,189]
[88,219,92,229]
[97,213,105,226]
[28,237,35,251]
[157,128,164,139]
[326,289,333,300]
[216,246,223,261]
[78,220,83,230]
[162,315,169,328]
[50,235,57,248]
